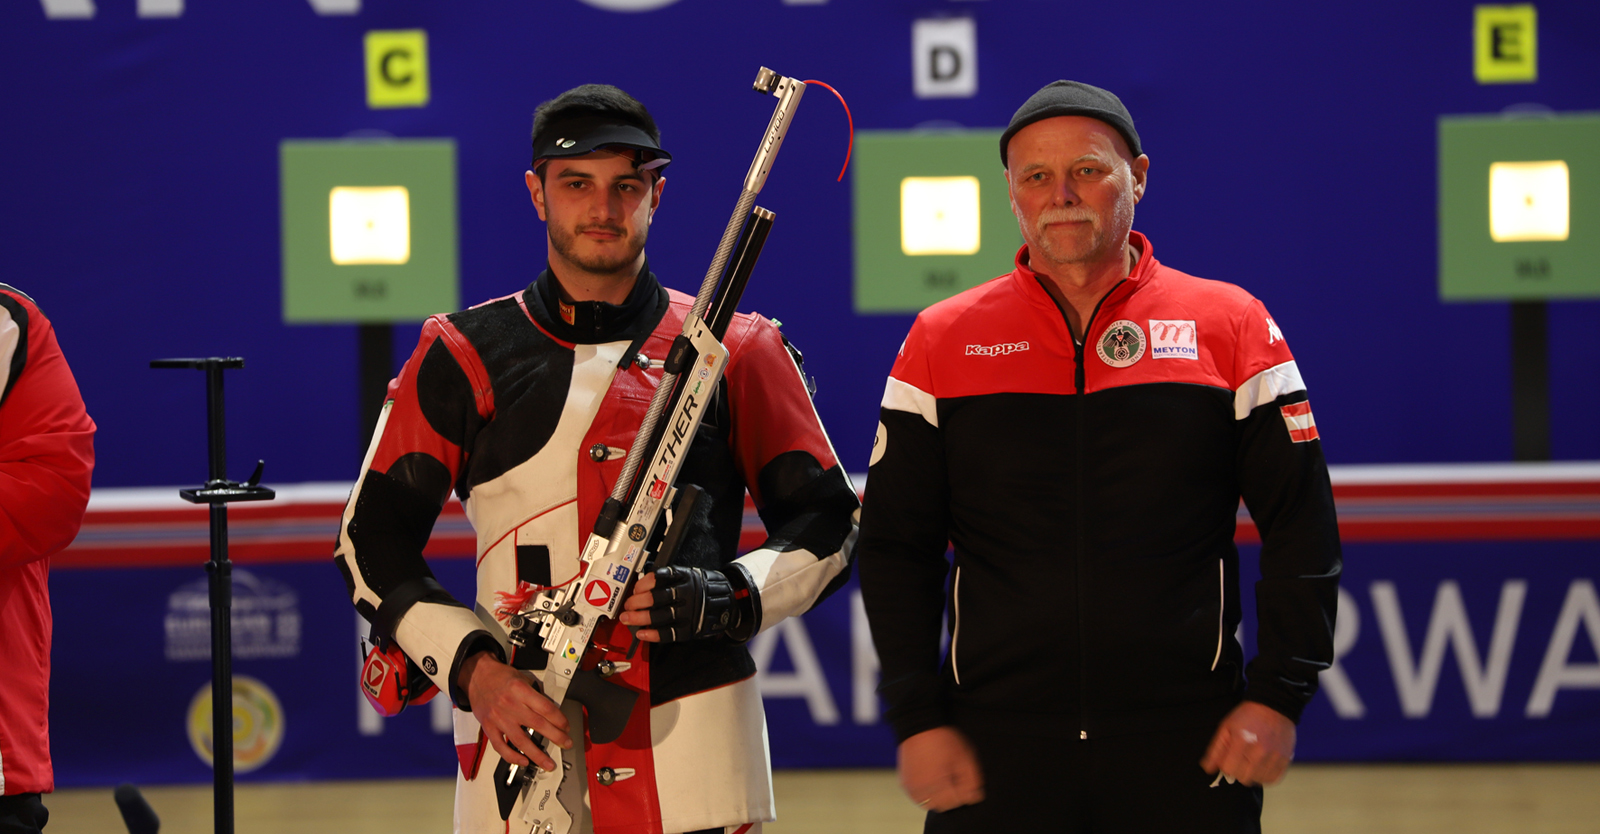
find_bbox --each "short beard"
[548,220,648,276]
[1029,183,1137,266]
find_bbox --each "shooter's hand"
[1201,700,1296,787]
[899,726,985,813]
[458,651,572,771]
[619,565,759,642]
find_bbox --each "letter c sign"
[364,29,430,109]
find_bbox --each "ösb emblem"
[1096,320,1146,368]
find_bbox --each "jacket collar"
[1010,230,1157,312]
[525,260,668,346]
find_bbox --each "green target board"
[852,130,1022,314]
[280,138,459,323]
[1438,113,1600,301]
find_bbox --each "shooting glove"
[641,563,761,643]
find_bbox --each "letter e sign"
[365,29,430,109]
[913,18,977,99]
[1474,4,1537,84]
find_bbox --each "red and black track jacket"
[858,233,1340,743]
[0,285,95,796]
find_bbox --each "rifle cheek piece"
[663,334,697,375]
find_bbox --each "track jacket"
[857,233,1340,743]
[0,285,95,797]
[335,265,857,834]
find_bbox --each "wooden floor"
[42,765,1600,833]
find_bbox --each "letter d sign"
[365,30,430,109]
[913,18,977,99]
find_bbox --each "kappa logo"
[1149,319,1198,360]
[1266,317,1285,345]
[965,341,1029,357]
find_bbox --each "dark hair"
[532,84,660,156]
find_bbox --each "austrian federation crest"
[1096,320,1146,368]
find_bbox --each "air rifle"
[494,67,807,833]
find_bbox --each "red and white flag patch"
[1280,401,1319,443]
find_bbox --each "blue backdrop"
[4,0,1600,488]
[8,0,1600,788]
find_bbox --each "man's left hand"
[618,566,755,642]
[1200,701,1295,787]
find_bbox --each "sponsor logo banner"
[1149,319,1198,360]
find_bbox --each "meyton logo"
[965,341,1029,357]
[1149,320,1198,360]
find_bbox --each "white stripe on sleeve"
[1233,360,1305,420]
[882,376,938,428]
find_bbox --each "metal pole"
[206,503,234,834]
[152,356,273,834]
[1511,301,1550,461]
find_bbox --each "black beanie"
[999,80,1141,166]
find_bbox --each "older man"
[857,80,1341,832]
[334,85,857,834]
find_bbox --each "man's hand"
[619,566,755,642]
[458,652,572,772]
[898,726,985,812]
[1201,701,1296,787]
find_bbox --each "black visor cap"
[532,116,671,172]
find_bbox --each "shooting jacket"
[335,265,857,834]
[858,232,1341,743]
[0,285,95,797]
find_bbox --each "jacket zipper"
[1066,279,1125,742]
[950,566,963,685]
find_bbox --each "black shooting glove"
[641,563,761,643]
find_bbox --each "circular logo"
[869,421,888,467]
[557,138,576,149]
[584,580,612,607]
[422,656,437,676]
[1096,320,1146,368]
[628,523,647,542]
[187,675,285,773]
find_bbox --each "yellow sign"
[1474,5,1537,84]
[365,29,430,108]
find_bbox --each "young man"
[334,85,857,834]
[857,80,1341,832]
[0,285,96,834]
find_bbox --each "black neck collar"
[526,260,667,347]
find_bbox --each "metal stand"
[1510,301,1551,461]
[357,323,393,447]
[151,357,276,834]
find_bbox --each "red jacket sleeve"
[0,286,95,569]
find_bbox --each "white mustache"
[1036,208,1096,232]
